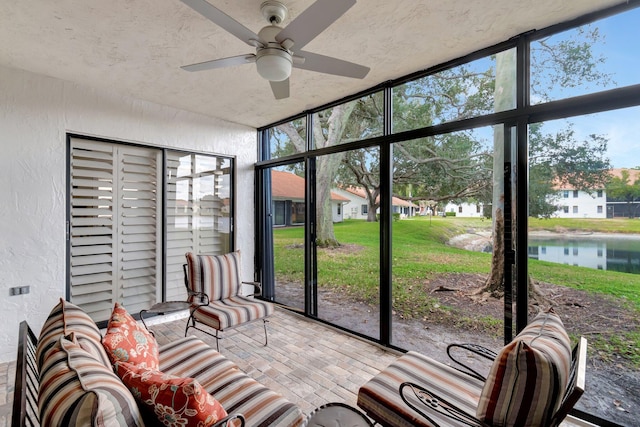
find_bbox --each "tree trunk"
[316,153,344,247]
[480,50,513,294]
[479,49,548,305]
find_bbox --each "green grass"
[529,217,640,234]
[273,216,640,365]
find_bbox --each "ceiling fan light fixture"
[256,48,292,81]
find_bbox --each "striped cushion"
[192,295,274,330]
[476,308,572,426]
[38,333,144,427]
[185,252,242,300]
[159,336,304,427]
[357,351,484,427]
[36,298,111,369]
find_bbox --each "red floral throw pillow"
[115,361,228,426]
[103,302,159,369]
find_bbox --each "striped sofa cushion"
[476,308,572,426]
[357,351,484,427]
[186,251,242,300]
[159,336,305,427]
[191,295,275,330]
[38,333,144,427]
[36,298,111,369]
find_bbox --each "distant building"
[550,168,640,219]
[444,201,485,218]
[332,186,418,220]
[270,170,349,226]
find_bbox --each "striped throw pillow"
[185,252,241,301]
[476,308,572,426]
[38,333,144,427]
[36,298,111,369]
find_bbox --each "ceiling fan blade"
[294,50,369,79]
[276,0,356,51]
[181,54,256,72]
[181,0,261,46]
[270,79,290,99]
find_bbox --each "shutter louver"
[165,153,194,301]
[70,139,161,322]
[118,146,162,313]
[69,139,116,321]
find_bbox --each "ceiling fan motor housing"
[261,1,288,24]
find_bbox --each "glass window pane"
[270,164,306,311]
[528,106,640,425]
[393,49,515,133]
[312,92,383,149]
[268,117,307,159]
[316,150,380,340]
[531,7,640,104]
[391,127,499,357]
[166,152,232,301]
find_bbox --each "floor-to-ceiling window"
[256,3,640,425]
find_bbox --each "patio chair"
[183,251,274,351]
[357,308,587,427]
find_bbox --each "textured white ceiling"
[0,0,623,128]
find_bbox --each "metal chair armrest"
[399,382,489,427]
[446,343,497,381]
[187,289,209,306]
[212,413,245,427]
[242,281,262,297]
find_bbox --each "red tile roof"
[271,170,349,201]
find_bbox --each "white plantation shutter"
[117,146,162,312]
[165,152,194,301]
[165,152,232,301]
[69,138,162,322]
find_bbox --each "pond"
[528,234,640,274]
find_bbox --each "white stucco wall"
[0,65,256,363]
[444,202,484,218]
[553,189,607,218]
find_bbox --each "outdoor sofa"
[12,298,304,427]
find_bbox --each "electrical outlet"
[9,286,30,296]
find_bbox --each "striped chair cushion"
[192,295,274,330]
[476,308,572,426]
[357,351,484,427]
[159,336,305,427]
[36,298,111,369]
[185,251,242,301]
[38,333,144,427]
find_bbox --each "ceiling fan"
[179,0,370,99]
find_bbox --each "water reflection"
[528,235,640,274]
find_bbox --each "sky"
[540,8,640,169]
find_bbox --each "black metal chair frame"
[183,263,269,352]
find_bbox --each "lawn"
[274,216,640,310]
[273,216,640,365]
